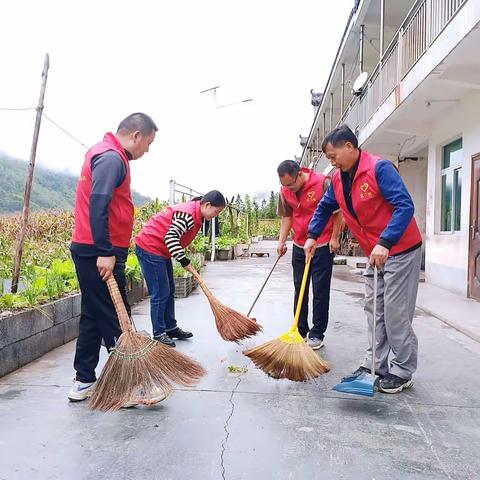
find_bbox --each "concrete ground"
[1,241,480,480]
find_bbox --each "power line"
[0,106,36,111]
[42,112,89,149]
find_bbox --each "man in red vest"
[304,125,422,394]
[277,160,342,350]
[68,113,158,402]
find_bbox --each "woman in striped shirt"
[135,191,226,346]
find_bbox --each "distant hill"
[0,154,150,214]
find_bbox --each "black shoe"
[154,333,176,347]
[167,327,193,340]
[378,373,413,394]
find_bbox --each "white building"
[301,0,480,300]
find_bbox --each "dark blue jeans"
[136,245,177,337]
[292,244,334,340]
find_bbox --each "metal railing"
[168,180,203,205]
[311,0,468,157]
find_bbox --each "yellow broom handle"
[106,276,134,333]
[291,257,312,330]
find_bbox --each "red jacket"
[135,200,203,257]
[72,132,134,248]
[281,168,334,246]
[332,150,422,256]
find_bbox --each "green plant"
[215,236,240,250]
[257,219,281,239]
[188,253,202,272]
[125,253,142,282]
[192,235,209,255]
[0,293,15,308]
[173,261,188,278]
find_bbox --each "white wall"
[425,91,480,295]
[399,157,427,266]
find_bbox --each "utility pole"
[12,54,49,293]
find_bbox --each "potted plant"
[214,236,233,261]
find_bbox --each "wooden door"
[469,154,480,301]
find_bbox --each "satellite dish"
[352,72,368,96]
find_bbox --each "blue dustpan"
[332,372,377,397]
[332,267,379,398]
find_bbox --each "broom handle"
[189,268,216,303]
[290,257,312,331]
[106,276,134,333]
[247,256,281,316]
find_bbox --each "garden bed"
[0,279,145,378]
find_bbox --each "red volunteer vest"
[281,168,334,246]
[332,150,422,256]
[135,200,203,258]
[72,132,134,248]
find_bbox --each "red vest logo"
[306,191,316,202]
[359,182,373,199]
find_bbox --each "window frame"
[440,138,463,233]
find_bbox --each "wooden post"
[11,54,50,293]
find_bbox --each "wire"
[42,113,89,149]
[0,107,36,111]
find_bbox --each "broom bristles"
[89,331,206,411]
[210,300,262,341]
[244,338,330,382]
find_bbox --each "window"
[440,138,462,232]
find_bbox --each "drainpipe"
[380,0,385,60]
[341,63,345,115]
[330,93,334,131]
[359,24,365,73]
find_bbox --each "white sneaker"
[307,337,325,350]
[123,387,169,408]
[68,380,96,402]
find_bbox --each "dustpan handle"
[371,266,378,377]
[290,257,311,331]
[106,276,134,333]
[247,256,281,316]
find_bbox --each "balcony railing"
[306,0,468,169]
[345,0,467,133]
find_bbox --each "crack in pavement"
[220,360,251,480]
[403,399,454,480]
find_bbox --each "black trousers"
[71,248,130,383]
[292,244,334,339]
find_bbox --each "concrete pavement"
[1,241,479,480]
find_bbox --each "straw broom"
[190,269,262,341]
[89,276,206,411]
[243,258,330,381]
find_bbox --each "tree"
[265,191,278,219]
[260,198,267,218]
[234,194,244,211]
[252,200,260,236]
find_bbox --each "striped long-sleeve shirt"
[164,212,195,267]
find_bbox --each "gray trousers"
[361,247,422,379]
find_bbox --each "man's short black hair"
[322,124,358,151]
[277,160,301,177]
[117,113,158,135]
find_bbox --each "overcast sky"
[0,0,352,202]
